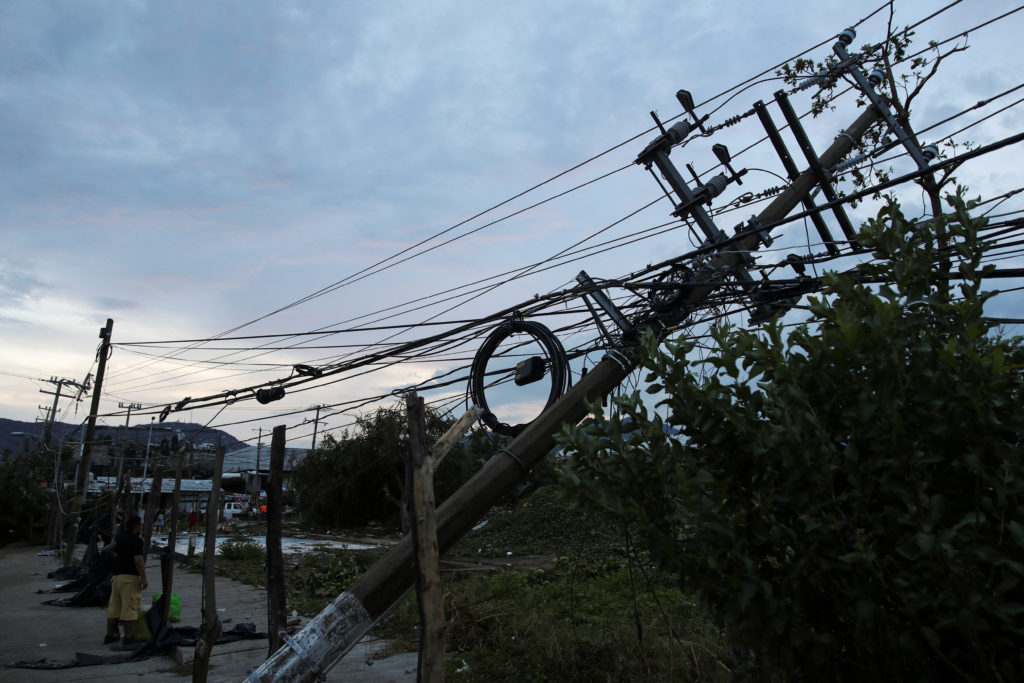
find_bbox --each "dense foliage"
[0,444,57,546]
[291,403,487,531]
[557,195,1024,680]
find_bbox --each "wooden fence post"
[266,425,287,657]
[160,448,184,624]
[193,445,224,682]
[142,467,162,559]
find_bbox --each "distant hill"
[0,417,246,455]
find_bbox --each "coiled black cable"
[469,318,569,437]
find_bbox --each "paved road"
[0,542,417,682]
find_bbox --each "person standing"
[103,515,148,645]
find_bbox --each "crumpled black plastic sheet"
[7,623,267,670]
[7,647,146,670]
[39,546,112,607]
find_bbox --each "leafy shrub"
[558,196,1024,680]
[219,539,265,563]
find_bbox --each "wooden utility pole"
[193,445,225,682]
[266,425,287,657]
[63,318,113,567]
[251,106,883,682]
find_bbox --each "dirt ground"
[0,542,416,682]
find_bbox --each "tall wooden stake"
[160,448,184,624]
[142,466,163,559]
[408,395,479,683]
[266,425,287,657]
[193,445,224,682]
[63,318,113,567]
[407,394,441,681]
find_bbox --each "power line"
[104,0,905,388]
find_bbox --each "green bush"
[219,539,265,563]
[558,195,1024,680]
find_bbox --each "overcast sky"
[2,0,1022,447]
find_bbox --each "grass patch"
[187,545,386,618]
[376,555,730,681]
[449,484,622,557]
[376,485,732,680]
[192,485,730,679]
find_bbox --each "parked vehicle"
[222,501,247,521]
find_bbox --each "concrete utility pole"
[250,106,882,681]
[252,427,263,509]
[142,417,155,481]
[310,405,324,454]
[110,401,142,537]
[63,318,113,567]
[255,427,263,482]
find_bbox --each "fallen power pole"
[250,105,882,681]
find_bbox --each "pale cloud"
[1,0,1022,442]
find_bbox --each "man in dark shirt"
[103,515,149,645]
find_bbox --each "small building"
[222,445,309,493]
[90,475,221,513]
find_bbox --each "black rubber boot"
[103,618,120,644]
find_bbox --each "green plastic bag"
[152,592,181,622]
[134,610,153,641]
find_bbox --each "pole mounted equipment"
[832,26,932,170]
[256,386,287,405]
[676,89,709,134]
[468,317,569,437]
[649,265,696,314]
[293,364,323,378]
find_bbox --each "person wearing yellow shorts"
[103,515,149,645]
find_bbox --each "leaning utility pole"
[37,376,85,550]
[38,377,86,446]
[63,318,113,567]
[250,104,883,682]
